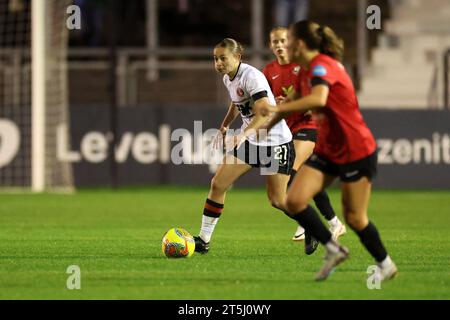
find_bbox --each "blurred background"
[0,0,449,190]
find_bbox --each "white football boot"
[329,218,347,241]
[292,225,305,241]
[315,242,349,281]
[378,257,398,282]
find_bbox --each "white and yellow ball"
[161,227,195,258]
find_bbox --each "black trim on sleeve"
[311,77,330,87]
[252,90,268,101]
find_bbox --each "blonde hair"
[215,38,244,57]
[270,26,288,35]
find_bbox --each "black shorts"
[230,140,295,175]
[305,151,378,182]
[292,128,317,143]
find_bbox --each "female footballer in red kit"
[262,21,398,281]
[263,27,346,254]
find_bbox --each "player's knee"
[268,195,284,211]
[285,195,308,215]
[344,211,367,230]
[210,176,228,194]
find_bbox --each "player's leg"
[285,165,335,242]
[288,139,315,186]
[267,171,323,253]
[341,177,397,281]
[289,139,315,241]
[286,164,349,281]
[266,164,324,254]
[264,140,294,213]
[195,154,252,253]
[266,173,290,212]
[290,138,346,241]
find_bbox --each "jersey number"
[274,145,288,166]
[235,101,252,117]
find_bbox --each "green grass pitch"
[0,187,449,300]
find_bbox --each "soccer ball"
[161,227,195,258]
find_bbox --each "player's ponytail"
[317,25,344,61]
[291,20,344,61]
[215,38,244,59]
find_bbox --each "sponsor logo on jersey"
[312,64,327,77]
[292,66,301,75]
[282,85,294,96]
[272,74,280,80]
[236,87,245,97]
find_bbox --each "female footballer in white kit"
[193,38,298,253]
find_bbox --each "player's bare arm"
[220,101,240,130]
[261,85,329,131]
[232,97,273,147]
[282,89,301,104]
[213,102,240,149]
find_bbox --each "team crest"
[292,66,301,75]
[236,87,245,97]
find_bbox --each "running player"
[193,38,298,254]
[263,27,346,254]
[261,21,398,281]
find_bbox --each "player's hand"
[234,133,246,150]
[212,126,228,150]
[225,133,245,151]
[275,96,286,105]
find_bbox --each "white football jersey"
[223,63,292,146]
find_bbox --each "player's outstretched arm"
[283,89,301,104]
[277,85,329,116]
[241,97,276,141]
[246,97,274,133]
[228,97,273,149]
[259,85,329,132]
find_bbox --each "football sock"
[287,169,297,188]
[356,221,388,263]
[313,190,336,221]
[379,255,394,269]
[290,205,332,244]
[199,198,223,243]
[280,209,304,231]
[328,216,339,227]
[325,240,340,253]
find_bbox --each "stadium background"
[1,0,449,190]
[0,0,449,300]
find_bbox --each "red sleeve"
[310,59,338,87]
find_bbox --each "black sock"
[356,222,388,263]
[313,190,336,221]
[287,169,297,188]
[290,205,332,244]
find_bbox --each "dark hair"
[290,20,344,61]
[215,38,244,57]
